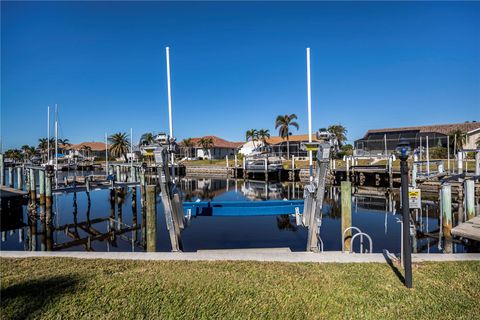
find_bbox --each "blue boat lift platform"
[183,200,304,217]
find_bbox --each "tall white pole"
[306,48,313,181]
[426,135,430,176]
[166,46,175,178]
[447,135,450,173]
[105,132,109,175]
[384,134,387,156]
[130,127,133,168]
[47,106,50,164]
[55,104,58,187]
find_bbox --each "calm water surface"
[1,174,478,254]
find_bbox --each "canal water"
[1,175,478,254]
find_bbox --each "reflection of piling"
[132,187,138,242]
[146,185,157,252]
[109,189,115,230]
[440,184,453,253]
[116,188,123,229]
[341,181,352,251]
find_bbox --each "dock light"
[396,138,413,288]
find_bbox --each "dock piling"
[341,181,352,252]
[29,168,36,203]
[8,167,13,188]
[146,185,157,252]
[16,167,23,190]
[39,169,45,206]
[440,184,453,253]
[464,180,475,220]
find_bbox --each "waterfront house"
[179,136,243,160]
[239,134,319,159]
[354,122,480,155]
[66,142,109,160]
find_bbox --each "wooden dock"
[0,186,27,199]
[452,216,480,242]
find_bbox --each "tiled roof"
[366,122,480,135]
[266,134,319,145]
[68,142,109,151]
[179,136,243,148]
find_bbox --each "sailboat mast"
[105,132,108,176]
[47,106,50,164]
[306,48,313,181]
[130,127,133,169]
[55,104,58,187]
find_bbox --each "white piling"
[457,151,463,174]
[464,180,475,220]
[475,151,480,176]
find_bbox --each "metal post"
[341,181,352,252]
[165,47,175,179]
[384,133,387,156]
[306,47,313,181]
[146,185,157,252]
[400,152,412,288]
[440,184,453,253]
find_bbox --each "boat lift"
[151,130,335,252]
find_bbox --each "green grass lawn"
[1,258,479,319]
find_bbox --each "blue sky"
[1,1,479,149]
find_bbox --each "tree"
[198,137,214,160]
[327,124,348,147]
[246,129,258,148]
[81,145,92,159]
[108,132,130,162]
[257,129,271,145]
[5,149,22,162]
[21,145,36,162]
[182,138,194,158]
[275,114,299,159]
[449,129,467,152]
[139,132,155,146]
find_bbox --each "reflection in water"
[1,176,479,253]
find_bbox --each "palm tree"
[139,132,155,146]
[449,129,467,152]
[198,137,214,160]
[327,124,348,147]
[246,129,258,148]
[81,145,92,159]
[275,114,299,159]
[21,145,36,162]
[108,132,130,162]
[257,129,270,145]
[182,138,194,158]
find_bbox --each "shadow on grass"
[1,275,81,320]
[382,250,405,285]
